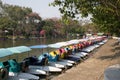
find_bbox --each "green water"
[0,38,69,62]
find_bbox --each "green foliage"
[3,4,32,21]
[42,19,56,37]
[0,0,88,38]
[42,18,85,37]
[0,17,17,30]
[0,1,33,37]
[52,0,120,36]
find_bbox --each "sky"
[1,0,61,19]
[1,0,92,21]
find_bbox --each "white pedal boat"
[60,59,75,64]
[89,45,97,50]
[71,53,85,58]
[69,52,88,58]
[94,44,100,48]
[20,60,47,76]
[79,52,89,56]
[68,54,81,59]
[82,46,95,52]
[48,62,65,69]
[54,61,73,67]
[103,39,108,43]
[8,76,29,80]
[29,65,62,72]
[26,68,47,75]
[0,62,41,80]
[98,42,105,45]
[48,60,73,67]
[9,72,39,80]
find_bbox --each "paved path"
[52,39,120,80]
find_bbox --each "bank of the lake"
[52,39,120,80]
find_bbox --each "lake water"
[0,38,70,62]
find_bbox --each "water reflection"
[0,38,69,62]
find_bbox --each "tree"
[42,19,55,37]
[0,2,33,38]
[24,12,42,38]
[0,16,17,39]
[51,0,120,36]
[3,4,32,21]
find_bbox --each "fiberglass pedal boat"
[23,56,62,73]
[0,60,40,80]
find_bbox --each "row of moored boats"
[0,36,108,80]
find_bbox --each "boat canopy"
[29,45,48,49]
[6,46,31,53]
[48,41,69,48]
[67,39,80,45]
[0,48,13,57]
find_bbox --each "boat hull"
[26,68,47,75]
[48,62,65,69]
[29,66,62,72]
[60,59,75,64]
[9,72,39,80]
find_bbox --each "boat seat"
[48,54,59,62]
[24,56,48,66]
[20,60,29,72]
[8,59,21,73]
[0,61,10,70]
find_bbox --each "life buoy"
[0,68,8,80]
